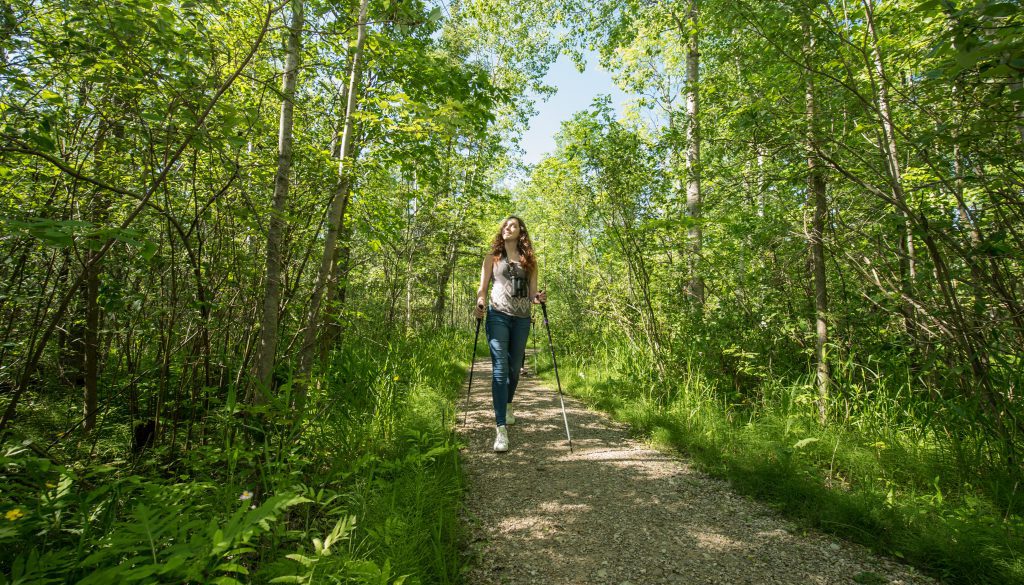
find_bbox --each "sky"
[518,51,628,167]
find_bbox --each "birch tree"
[295,0,369,407]
[254,0,304,402]
[802,9,829,424]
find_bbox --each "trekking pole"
[532,311,538,374]
[540,302,573,453]
[462,313,483,426]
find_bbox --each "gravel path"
[458,353,937,585]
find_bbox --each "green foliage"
[3,0,1023,582]
[511,1,1024,578]
[0,326,469,584]
[1,0,522,577]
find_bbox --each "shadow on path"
[458,352,934,585]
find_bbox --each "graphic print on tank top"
[490,256,532,317]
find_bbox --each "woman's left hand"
[532,290,547,304]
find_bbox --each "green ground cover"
[1,328,471,584]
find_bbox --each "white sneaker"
[506,403,516,425]
[493,425,509,452]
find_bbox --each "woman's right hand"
[474,297,486,319]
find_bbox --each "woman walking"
[475,216,546,452]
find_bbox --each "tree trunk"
[863,0,916,340]
[82,251,100,431]
[434,240,458,328]
[404,192,416,332]
[253,0,304,402]
[320,222,352,361]
[682,1,704,309]
[295,0,369,406]
[803,12,830,425]
[82,120,115,432]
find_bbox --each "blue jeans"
[486,306,531,426]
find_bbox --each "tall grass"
[1,326,472,584]
[534,337,1024,585]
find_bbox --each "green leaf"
[982,2,1017,17]
[37,228,73,248]
[27,132,55,152]
[217,563,250,575]
[284,553,316,567]
[157,554,187,574]
[424,445,454,459]
[40,90,63,105]
[793,437,819,449]
[140,241,158,261]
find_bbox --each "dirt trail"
[458,353,936,585]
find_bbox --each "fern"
[75,486,309,583]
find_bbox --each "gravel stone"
[459,354,936,585]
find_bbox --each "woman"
[475,216,546,452]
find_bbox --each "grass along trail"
[458,351,935,585]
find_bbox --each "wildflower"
[239,490,253,501]
[250,504,256,510]
[5,508,24,521]
[393,375,400,381]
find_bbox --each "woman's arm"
[476,255,493,309]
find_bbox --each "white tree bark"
[295,0,370,405]
[804,13,830,424]
[681,1,704,309]
[254,0,304,402]
[863,0,917,339]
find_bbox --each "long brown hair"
[489,215,536,275]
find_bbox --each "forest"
[0,0,1022,583]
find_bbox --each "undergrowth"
[1,327,471,584]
